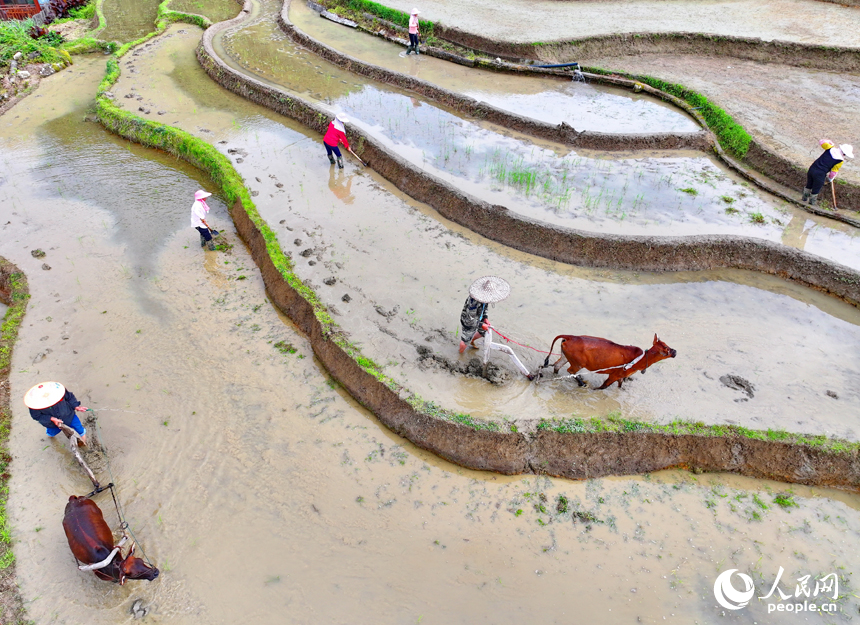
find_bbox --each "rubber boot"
[207,240,216,251]
[801,187,811,203]
[337,156,344,169]
[808,193,819,207]
[405,45,412,55]
[327,153,335,165]
[415,46,420,55]
[199,232,207,247]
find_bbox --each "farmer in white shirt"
[190,189,216,251]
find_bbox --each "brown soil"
[0,65,44,118]
[585,54,860,187]
[49,18,92,41]
[0,259,28,625]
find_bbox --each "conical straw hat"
[24,381,65,410]
[469,276,511,303]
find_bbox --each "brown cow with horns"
[63,495,159,584]
[542,334,677,389]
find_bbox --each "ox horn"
[78,546,120,571]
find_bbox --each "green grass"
[679,187,698,196]
[749,211,765,224]
[773,493,799,509]
[0,258,31,624]
[578,68,753,159]
[535,415,860,457]
[335,0,434,35]
[0,19,66,65]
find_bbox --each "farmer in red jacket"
[323,114,350,169]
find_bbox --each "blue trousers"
[46,414,86,437]
[324,142,342,158]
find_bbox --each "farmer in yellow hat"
[24,381,88,444]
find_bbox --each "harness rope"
[83,410,156,568]
[487,325,560,356]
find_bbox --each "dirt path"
[585,54,860,187]
[384,0,860,46]
[3,26,860,625]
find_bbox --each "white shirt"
[190,200,208,228]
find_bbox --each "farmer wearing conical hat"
[458,277,533,379]
[24,381,88,444]
[405,8,421,55]
[802,140,854,206]
[191,189,217,251]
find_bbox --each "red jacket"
[323,122,350,150]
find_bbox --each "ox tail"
[543,335,568,368]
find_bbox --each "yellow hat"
[24,381,65,410]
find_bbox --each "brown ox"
[542,334,677,389]
[63,496,159,585]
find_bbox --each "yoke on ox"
[63,496,159,585]
[542,334,677,389]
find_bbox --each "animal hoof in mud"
[341,294,351,303]
[31,248,46,258]
[575,375,586,387]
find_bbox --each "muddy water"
[131,27,860,440]
[290,0,700,134]
[168,0,241,23]
[99,0,162,42]
[4,29,860,625]
[216,0,860,269]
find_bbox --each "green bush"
[69,1,97,20]
[0,18,65,64]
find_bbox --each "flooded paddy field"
[111,27,860,440]
[168,0,241,24]
[216,0,860,268]
[3,61,860,621]
[98,0,162,43]
[583,53,860,188]
[1,10,859,625]
[289,0,700,135]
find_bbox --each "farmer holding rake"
[803,140,853,207]
[191,189,217,251]
[458,276,533,379]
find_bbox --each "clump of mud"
[720,374,755,401]
[416,345,511,384]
